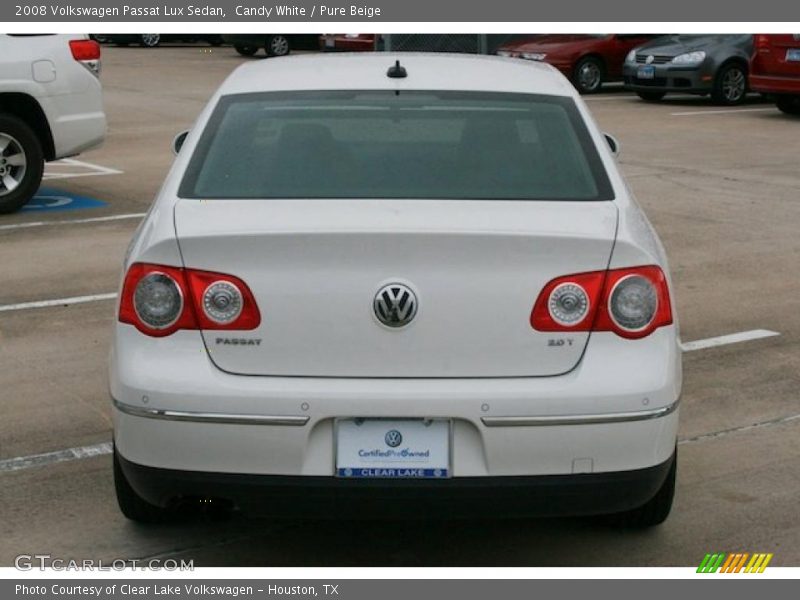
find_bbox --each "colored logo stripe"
[698,553,773,573]
[697,553,726,573]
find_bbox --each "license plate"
[786,49,800,62]
[325,36,335,48]
[637,66,656,79]
[335,418,451,478]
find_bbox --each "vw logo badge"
[385,429,403,448]
[646,55,655,64]
[374,283,417,328]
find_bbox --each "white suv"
[0,34,106,213]
[111,53,681,527]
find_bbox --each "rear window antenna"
[387,60,407,79]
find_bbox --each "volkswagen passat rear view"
[110,53,681,527]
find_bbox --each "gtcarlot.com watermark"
[15,554,194,571]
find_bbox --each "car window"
[180,91,614,201]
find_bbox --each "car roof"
[220,52,576,98]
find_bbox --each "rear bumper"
[750,74,800,95]
[117,449,676,517]
[111,325,681,478]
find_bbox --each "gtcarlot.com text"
[14,554,194,571]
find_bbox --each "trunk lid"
[174,199,617,378]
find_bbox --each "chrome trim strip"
[112,399,309,426]
[481,400,679,427]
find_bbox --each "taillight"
[754,34,771,53]
[530,266,672,340]
[69,39,101,76]
[530,271,605,332]
[185,269,261,331]
[119,263,260,337]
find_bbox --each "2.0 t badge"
[373,283,418,328]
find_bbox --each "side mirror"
[172,130,189,155]
[604,133,620,157]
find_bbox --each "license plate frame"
[637,65,656,80]
[334,418,452,479]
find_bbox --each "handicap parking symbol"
[22,187,108,212]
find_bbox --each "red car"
[496,34,659,94]
[751,34,800,115]
[319,34,376,52]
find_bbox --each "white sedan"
[110,53,681,526]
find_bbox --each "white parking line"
[681,329,780,352]
[671,107,776,117]
[0,442,112,473]
[0,212,146,232]
[42,158,123,181]
[0,293,118,313]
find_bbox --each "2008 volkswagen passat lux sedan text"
[110,53,682,527]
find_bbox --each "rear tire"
[608,449,676,528]
[711,62,748,105]
[572,56,604,94]
[636,91,666,102]
[775,95,800,115]
[234,44,259,57]
[139,34,161,48]
[113,446,170,524]
[0,114,44,214]
[265,34,291,57]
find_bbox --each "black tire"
[711,62,748,105]
[572,56,605,94]
[234,44,259,57]
[609,450,677,528]
[265,34,291,57]
[113,446,170,524]
[139,34,161,48]
[636,90,667,102]
[775,95,800,115]
[208,36,224,47]
[0,114,44,214]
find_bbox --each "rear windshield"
[180,91,613,201]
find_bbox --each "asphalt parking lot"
[1,45,799,567]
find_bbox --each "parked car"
[111,53,681,527]
[0,34,106,213]
[94,35,224,48]
[320,34,376,52]
[623,34,753,105]
[496,34,660,94]
[750,34,800,115]
[222,34,319,57]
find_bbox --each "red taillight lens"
[530,270,605,332]
[69,39,101,61]
[594,266,673,339]
[119,263,261,337]
[185,269,261,331]
[531,266,673,340]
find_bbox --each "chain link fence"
[381,34,535,55]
